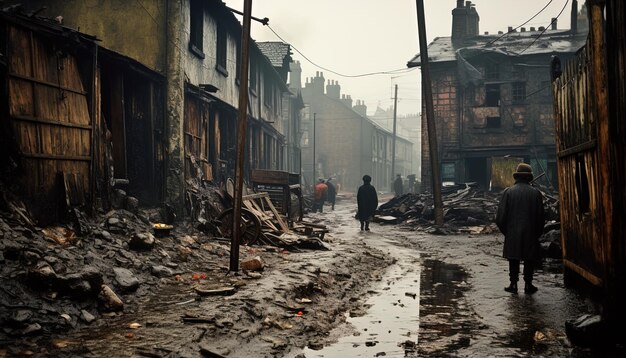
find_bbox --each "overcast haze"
[224,0,582,117]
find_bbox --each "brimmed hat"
[513,163,533,181]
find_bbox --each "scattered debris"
[241,256,264,272]
[194,286,236,297]
[376,183,560,238]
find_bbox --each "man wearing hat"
[496,163,545,294]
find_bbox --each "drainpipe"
[165,0,186,216]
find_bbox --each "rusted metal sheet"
[6,24,93,223]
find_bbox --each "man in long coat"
[357,175,378,231]
[496,163,545,294]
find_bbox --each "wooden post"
[415,0,444,226]
[312,112,316,181]
[230,0,253,273]
[391,84,398,180]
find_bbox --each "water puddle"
[297,257,472,357]
[299,262,421,357]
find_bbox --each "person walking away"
[496,163,545,294]
[393,174,403,197]
[357,175,378,231]
[326,178,337,210]
[314,179,328,213]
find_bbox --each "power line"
[265,24,417,78]
[486,0,555,46]
[517,0,570,56]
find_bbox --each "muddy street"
[288,200,600,357]
[2,198,604,357]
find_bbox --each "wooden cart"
[251,169,303,222]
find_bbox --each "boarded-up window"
[184,95,212,181]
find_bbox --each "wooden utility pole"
[312,112,316,181]
[391,84,398,180]
[416,0,444,226]
[230,0,253,272]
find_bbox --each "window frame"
[189,0,205,59]
[512,82,526,103]
[216,24,228,76]
[485,83,501,107]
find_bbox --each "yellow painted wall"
[17,0,167,74]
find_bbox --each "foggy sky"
[224,0,582,117]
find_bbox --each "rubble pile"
[0,182,332,353]
[376,183,501,229]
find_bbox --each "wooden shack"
[0,11,99,224]
[552,0,626,327]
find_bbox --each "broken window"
[216,23,227,75]
[189,0,204,59]
[485,84,500,107]
[512,82,526,103]
[575,153,590,214]
[486,116,501,128]
[485,62,499,80]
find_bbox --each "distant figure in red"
[314,179,328,213]
[357,175,378,231]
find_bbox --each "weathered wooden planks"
[6,24,93,223]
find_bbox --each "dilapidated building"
[408,0,587,190]
[1,0,302,219]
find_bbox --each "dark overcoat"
[357,183,378,221]
[326,181,337,202]
[495,180,545,261]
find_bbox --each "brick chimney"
[452,1,479,43]
[311,71,325,94]
[340,94,353,108]
[289,60,302,91]
[353,100,367,117]
[326,80,341,99]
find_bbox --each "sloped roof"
[407,30,587,67]
[256,41,291,68]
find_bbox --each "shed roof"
[407,30,587,67]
